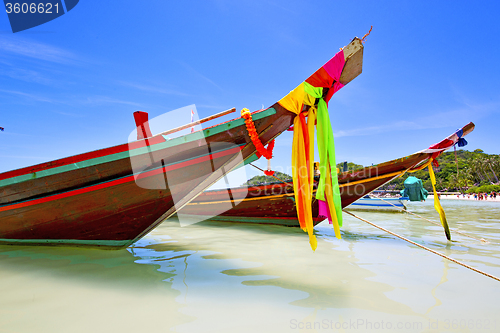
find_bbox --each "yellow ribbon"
[291,110,317,250]
[428,159,451,241]
[278,82,315,115]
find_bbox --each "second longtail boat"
[180,123,475,227]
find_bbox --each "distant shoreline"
[428,194,500,202]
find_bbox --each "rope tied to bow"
[361,26,373,42]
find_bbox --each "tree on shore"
[242,150,500,193]
[378,149,500,192]
[485,157,499,183]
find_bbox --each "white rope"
[343,210,500,282]
[373,197,488,243]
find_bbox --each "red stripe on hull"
[0,150,240,244]
[0,146,242,213]
[0,136,166,182]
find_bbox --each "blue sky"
[1,1,499,179]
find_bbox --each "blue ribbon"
[455,128,467,147]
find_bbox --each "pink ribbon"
[317,199,332,224]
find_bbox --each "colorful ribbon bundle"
[278,50,347,250]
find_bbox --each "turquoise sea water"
[1,200,499,333]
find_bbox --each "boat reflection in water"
[348,195,409,211]
[2,199,500,332]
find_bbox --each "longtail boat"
[180,123,475,227]
[0,37,365,248]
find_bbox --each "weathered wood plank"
[340,37,364,85]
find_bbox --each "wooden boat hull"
[181,123,475,226]
[0,108,292,247]
[0,38,366,247]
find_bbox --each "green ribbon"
[304,82,342,227]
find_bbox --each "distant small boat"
[347,195,408,211]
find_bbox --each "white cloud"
[0,67,55,85]
[0,89,56,103]
[178,61,223,91]
[117,81,190,97]
[0,36,81,64]
[0,89,146,109]
[83,96,145,108]
[333,99,499,139]
[334,120,424,138]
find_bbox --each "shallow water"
[1,200,499,333]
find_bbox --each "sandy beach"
[429,194,500,202]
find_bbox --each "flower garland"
[241,108,275,176]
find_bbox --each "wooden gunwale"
[0,108,276,185]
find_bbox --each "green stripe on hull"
[1,143,246,210]
[0,238,132,247]
[0,151,132,187]
[0,108,276,187]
